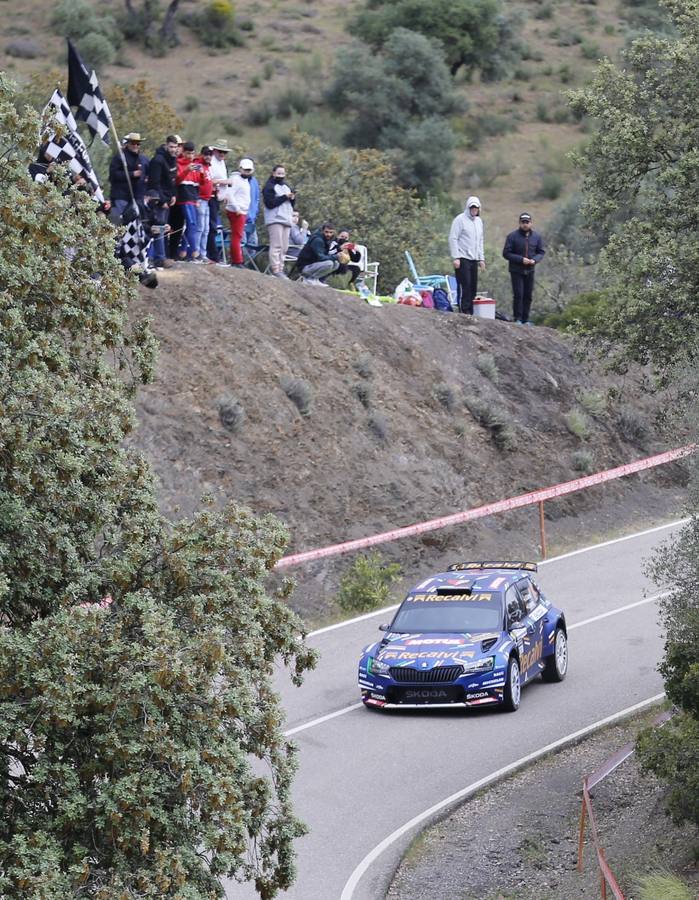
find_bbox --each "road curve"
[225,520,683,900]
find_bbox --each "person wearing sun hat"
[207,139,233,263]
[502,211,546,325]
[108,131,149,224]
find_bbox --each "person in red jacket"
[176,141,204,261]
[194,146,214,263]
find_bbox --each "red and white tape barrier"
[275,445,695,570]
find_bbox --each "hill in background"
[1,0,664,244]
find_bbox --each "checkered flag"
[117,216,150,271]
[41,88,105,203]
[67,39,111,146]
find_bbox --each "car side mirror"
[378,623,390,632]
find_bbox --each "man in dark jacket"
[146,136,179,269]
[108,132,149,224]
[502,212,545,324]
[296,223,340,286]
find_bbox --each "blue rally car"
[358,561,567,711]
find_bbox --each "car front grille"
[389,665,464,683]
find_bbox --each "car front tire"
[502,656,521,712]
[542,627,568,683]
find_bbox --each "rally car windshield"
[390,594,503,634]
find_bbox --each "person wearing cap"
[146,135,180,269]
[175,141,204,261]
[225,157,255,267]
[502,212,545,325]
[194,146,215,263]
[263,164,296,278]
[208,140,233,264]
[108,132,149,224]
[448,195,486,315]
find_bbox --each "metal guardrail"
[275,445,695,569]
[577,709,673,899]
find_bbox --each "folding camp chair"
[405,251,458,308]
[243,242,269,272]
[262,245,303,277]
[352,244,380,295]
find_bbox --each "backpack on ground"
[432,287,452,311]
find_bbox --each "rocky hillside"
[130,267,685,621]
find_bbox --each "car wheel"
[502,656,521,712]
[542,627,568,683]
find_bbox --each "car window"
[505,586,526,625]
[391,596,503,633]
[517,579,537,614]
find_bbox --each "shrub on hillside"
[5,38,42,59]
[352,0,522,80]
[336,552,401,613]
[280,375,313,416]
[539,290,606,330]
[189,0,244,48]
[51,0,122,63]
[328,29,458,193]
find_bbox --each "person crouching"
[296,223,340,286]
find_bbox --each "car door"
[516,578,544,680]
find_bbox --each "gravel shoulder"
[387,707,698,900]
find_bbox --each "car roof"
[408,566,533,595]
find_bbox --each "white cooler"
[473,295,496,319]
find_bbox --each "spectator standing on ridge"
[502,212,545,325]
[296,223,340,286]
[146,135,179,269]
[245,167,260,249]
[108,132,149,224]
[167,134,185,260]
[225,157,255,268]
[263,164,295,279]
[175,140,203,261]
[448,195,485,314]
[195,146,214,263]
[208,139,233,264]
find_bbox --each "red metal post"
[539,500,547,559]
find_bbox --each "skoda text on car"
[358,561,568,711]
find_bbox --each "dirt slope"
[130,267,685,620]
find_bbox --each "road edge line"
[339,693,666,900]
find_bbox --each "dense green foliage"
[258,130,446,291]
[352,0,521,80]
[637,511,699,828]
[570,0,699,382]
[336,552,401,613]
[0,76,315,897]
[50,0,123,67]
[330,29,458,192]
[571,1,699,826]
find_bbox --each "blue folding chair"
[405,251,458,308]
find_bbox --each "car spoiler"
[447,560,538,572]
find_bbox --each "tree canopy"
[329,28,458,192]
[352,0,519,80]
[0,75,315,898]
[570,0,699,382]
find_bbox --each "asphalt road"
[224,521,682,900]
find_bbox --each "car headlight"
[462,656,495,674]
[367,656,390,676]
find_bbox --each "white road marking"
[284,703,364,738]
[284,592,667,738]
[306,518,688,639]
[339,693,666,900]
[568,591,668,631]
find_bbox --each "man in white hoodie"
[448,195,486,314]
